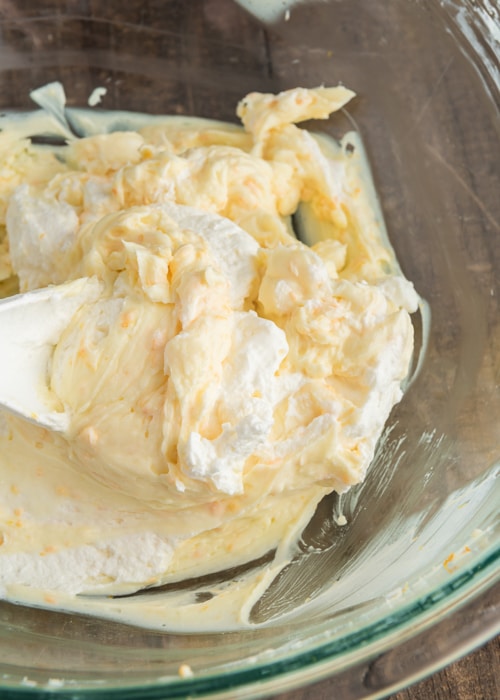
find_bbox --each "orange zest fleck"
[443,552,455,571]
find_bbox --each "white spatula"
[0,277,101,432]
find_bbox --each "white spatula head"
[0,277,102,431]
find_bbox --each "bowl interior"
[0,0,498,697]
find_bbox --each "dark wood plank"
[392,637,499,700]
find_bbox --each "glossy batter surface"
[0,84,418,629]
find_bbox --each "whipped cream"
[0,84,419,629]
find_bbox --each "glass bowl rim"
[2,540,498,699]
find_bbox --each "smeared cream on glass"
[0,84,418,630]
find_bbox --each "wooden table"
[393,638,499,700]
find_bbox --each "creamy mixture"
[0,84,418,630]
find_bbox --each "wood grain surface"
[391,638,499,700]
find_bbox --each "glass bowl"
[0,0,498,697]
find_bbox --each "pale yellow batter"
[0,84,418,629]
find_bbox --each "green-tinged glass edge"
[1,543,498,700]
